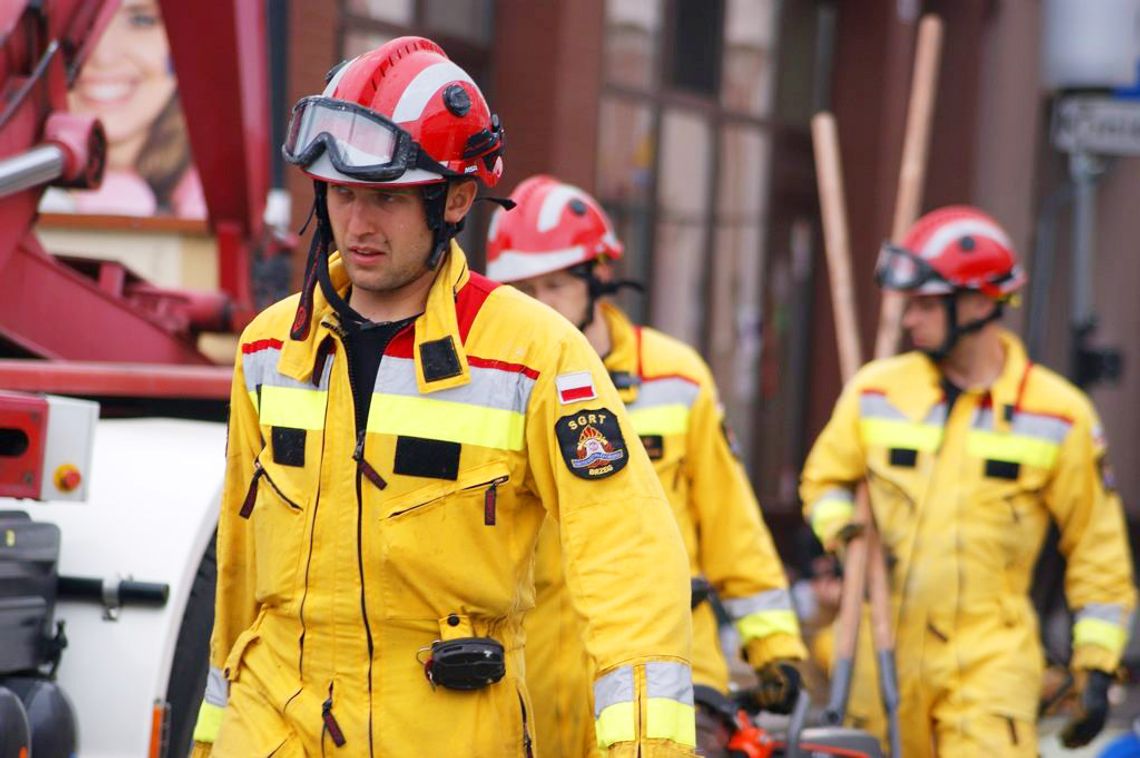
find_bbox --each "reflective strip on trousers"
[644,661,696,747]
[594,666,636,748]
[593,663,697,748]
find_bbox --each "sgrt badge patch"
[555,408,628,479]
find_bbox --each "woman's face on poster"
[70,1,175,149]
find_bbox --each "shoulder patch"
[556,371,597,404]
[555,407,628,480]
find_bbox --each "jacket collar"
[278,241,473,394]
[889,328,1029,432]
[600,302,641,404]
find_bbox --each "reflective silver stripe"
[973,407,995,430]
[645,661,695,705]
[594,665,635,718]
[859,392,905,420]
[1012,411,1072,444]
[1077,603,1129,625]
[722,588,794,621]
[628,376,701,410]
[204,665,227,708]
[375,356,536,414]
[923,402,948,426]
[242,348,334,393]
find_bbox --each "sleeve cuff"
[744,633,808,666]
[1071,644,1121,675]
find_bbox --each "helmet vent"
[959,236,976,252]
[443,84,472,117]
[569,198,588,216]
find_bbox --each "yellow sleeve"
[524,332,696,757]
[800,380,867,549]
[686,367,806,665]
[1045,405,1136,674]
[192,341,262,746]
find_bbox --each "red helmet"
[283,36,503,187]
[486,175,622,283]
[876,205,1026,298]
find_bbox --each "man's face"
[326,183,435,294]
[510,268,591,326]
[901,290,997,352]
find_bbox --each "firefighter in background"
[486,175,808,756]
[801,206,1135,755]
[192,39,698,757]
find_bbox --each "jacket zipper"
[354,430,387,490]
[519,693,533,757]
[238,461,302,519]
[322,681,347,750]
[339,329,377,757]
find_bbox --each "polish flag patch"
[556,371,597,405]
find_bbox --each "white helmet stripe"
[537,183,589,232]
[918,218,1012,260]
[322,56,359,97]
[392,61,477,124]
[487,246,589,283]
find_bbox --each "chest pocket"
[242,446,318,607]
[378,461,539,621]
[967,459,1052,563]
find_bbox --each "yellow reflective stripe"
[258,386,327,430]
[645,699,697,747]
[192,701,224,743]
[967,430,1059,469]
[736,609,800,643]
[594,701,637,748]
[1074,617,1128,655]
[860,418,942,451]
[628,404,690,435]
[809,497,854,546]
[368,394,525,450]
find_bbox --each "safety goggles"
[874,243,953,294]
[282,96,454,182]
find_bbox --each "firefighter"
[486,175,808,757]
[801,206,1135,755]
[191,38,697,757]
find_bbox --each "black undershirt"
[344,314,418,434]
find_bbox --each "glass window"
[424,0,493,44]
[721,0,779,117]
[667,0,725,95]
[346,0,413,24]
[709,126,771,450]
[604,0,663,89]
[597,96,655,205]
[651,108,712,345]
[343,29,394,59]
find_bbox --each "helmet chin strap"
[921,294,1004,362]
[568,262,644,332]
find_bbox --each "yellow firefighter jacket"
[801,330,1135,726]
[526,303,806,757]
[193,245,697,757]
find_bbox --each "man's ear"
[444,180,478,224]
[593,259,615,285]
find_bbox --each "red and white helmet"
[485,175,622,283]
[876,206,1026,298]
[283,36,503,188]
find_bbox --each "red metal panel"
[0,360,232,399]
[0,391,48,499]
[0,234,212,364]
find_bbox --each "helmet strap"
[923,294,1003,361]
[423,181,465,271]
[568,262,644,332]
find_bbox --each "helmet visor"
[283,97,415,181]
[875,243,952,294]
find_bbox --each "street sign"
[1052,96,1140,155]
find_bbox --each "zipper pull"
[322,682,347,747]
[239,463,265,519]
[484,479,499,526]
[353,431,387,490]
